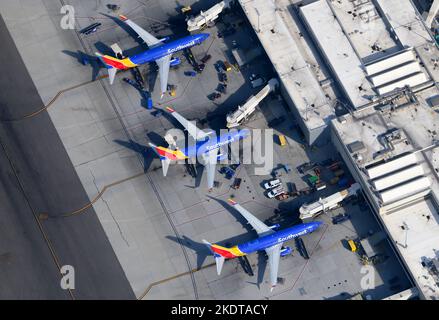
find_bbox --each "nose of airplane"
[313,221,323,229]
[199,33,209,41]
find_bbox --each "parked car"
[184,71,197,77]
[219,72,228,83]
[332,213,351,225]
[208,92,221,101]
[217,83,227,94]
[214,61,225,72]
[267,186,285,198]
[264,179,282,190]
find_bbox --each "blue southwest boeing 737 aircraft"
[149,107,250,190]
[96,15,209,97]
[203,199,323,291]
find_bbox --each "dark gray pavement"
[0,14,135,299]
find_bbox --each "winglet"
[166,106,175,113]
[227,198,237,205]
[119,14,128,21]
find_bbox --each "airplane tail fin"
[202,240,225,275]
[95,52,135,84]
[148,143,187,161]
[149,143,187,176]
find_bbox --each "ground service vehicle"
[267,186,285,198]
[278,134,287,146]
[223,60,232,71]
[264,179,281,190]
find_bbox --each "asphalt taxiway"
[0,14,134,299]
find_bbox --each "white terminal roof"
[239,0,334,131]
[375,0,439,84]
[332,87,439,299]
[300,0,375,109]
[375,0,433,48]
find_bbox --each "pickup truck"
[264,179,281,190]
[267,186,285,198]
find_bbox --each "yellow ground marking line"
[1,75,108,122]
[58,172,145,218]
[137,262,216,300]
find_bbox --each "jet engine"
[158,36,170,43]
[280,246,292,257]
[217,153,228,161]
[170,57,181,67]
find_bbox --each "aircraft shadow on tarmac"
[165,232,267,289]
[62,50,102,81]
[100,13,145,47]
[113,138,154,172]
[210,196,269,289]
[166,196,267,288]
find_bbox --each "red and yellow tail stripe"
[155,146,187,161]
[211,244,245,259]
[98,53,138,70]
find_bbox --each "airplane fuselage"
[128,33,209,66]
[183,128,250,159]
[213,222,322,258]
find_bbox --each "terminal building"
[239,0,439,299]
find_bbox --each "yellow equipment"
[181,6,192,13]
[223,60,232,72]
[348,239,357,252]
[168,85,177,97]
[278,134,287,146]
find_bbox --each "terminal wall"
[280,80,329,146]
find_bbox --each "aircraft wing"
[265,243,282,289]
[228,200,274,236]
[202,148,219,189]
[156,55,171,97]
[119,15,161,47]
[166,107,211,141]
